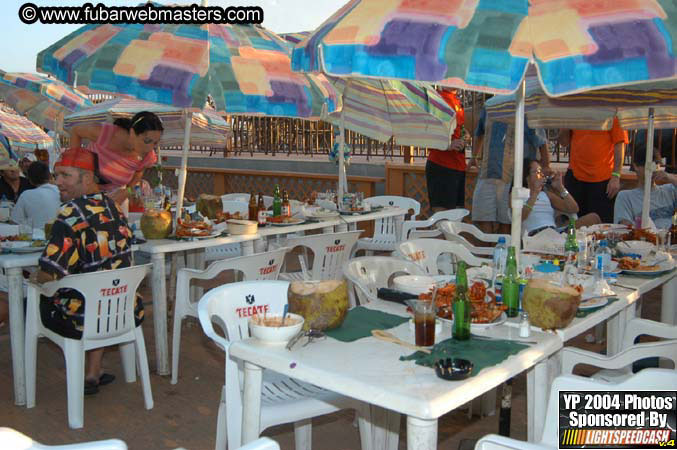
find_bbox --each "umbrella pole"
[641,108,655,228]
[338,94,346,202]
[176,110,193,226]
[510,78,527,253]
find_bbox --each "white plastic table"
[0,252,40,406]
[229,300,562,450]
[139,208,406,375]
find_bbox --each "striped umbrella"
[65,98,231,147]
[0,109,52,150]
[327,78,456,149]
[292,0,677,97]
[485,77,677,130]
[37,22,338,118]
[0,71,92,132]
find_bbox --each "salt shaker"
[519,311,531,338]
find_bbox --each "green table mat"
[576,297,620,318]
[325,306,409,343]
[400,337,529,377]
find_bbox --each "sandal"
[84,379,99,395]
[98,373,115,386]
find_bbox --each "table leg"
[369,405,401,450]
[322,226,334,233]
[150,253,169,375]
[406,416,437,450]
[527,358,550,442]
[661,275,677,325]
[7,267,25,406]
[336,223,348,232]
[241,361,263,445]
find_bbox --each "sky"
[0,0,347,73]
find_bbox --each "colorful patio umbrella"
[327,78,456,148]
[0,71,93,132]
[486,77,677,130]
[37,22,338,118]
[0,109,52,150]
[294,0,677,245]
[292,0,677,97]
[37,20,340,221]
[64,98,231,147]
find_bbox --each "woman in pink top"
[69,111,163,201]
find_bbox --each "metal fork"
[302,329,326,347]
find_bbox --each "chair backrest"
[438,221,511,256]
[178,248,288,305]
[401,208,469,241]
[540,370,677,445]
[365,196,421,245]
[0,427,128,449]
[31,265,150,342]
[343,256,427,305]
[221,194,273,209]
[284,230,362,280]
[396,239,491,275]
[221,200,249,216]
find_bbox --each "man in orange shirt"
[558,117,629,223]
[426,88,466,212]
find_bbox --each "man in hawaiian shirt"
[34,147,143,395]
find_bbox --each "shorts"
[425,160,465,209]
[471,178,512,224]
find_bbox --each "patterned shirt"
[39,192,143,337]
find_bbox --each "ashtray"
[434,358,474,381]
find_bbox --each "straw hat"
[0,158,19,171]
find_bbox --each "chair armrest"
[622,318,677,349]
[475,434,551,450]
[561,341,677,375]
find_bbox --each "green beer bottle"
[503,246,519,317]
[564,217,578,261]
[272,184,282,217]
[452,261,470,340]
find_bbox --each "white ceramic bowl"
[392,275,436,295]
[227,219,258,235]
[616,240,654,259]
[249,313,304,345]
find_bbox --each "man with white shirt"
[614,147,677,229]
[11,161,60,229]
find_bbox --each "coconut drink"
[140,208,172,239]
[288,280,349,331]
[522,279,582,330]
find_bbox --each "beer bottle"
[248,192,257,221]
[281,190,291,217]
[502,246,519,317]
[257,193,267,226]
[564,217,578,261]
[272,185,282,217]
[452,261,470,340]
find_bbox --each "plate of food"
[420,281,506,329]
[176,218,215,239]
[304,208,340,220]
[584,223,629,233]
[618,256,675,276]
[578,296,609,310]
[268,216,305,226]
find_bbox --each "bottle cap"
[498,236,506,244]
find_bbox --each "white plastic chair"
[397,239,492,275]
[400,208,469,240]
[25,265,153,429]
[0,428,127,449]
[198,280,371,450]
[204,200,250,262]
[474,369,677,450]
[343,256,427,306]
[353,195,421,256]
[279,230,362,281]
[222,193,274,209]
[172,248,289,384]
[438,221,511,256]
[561,318,677,383]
